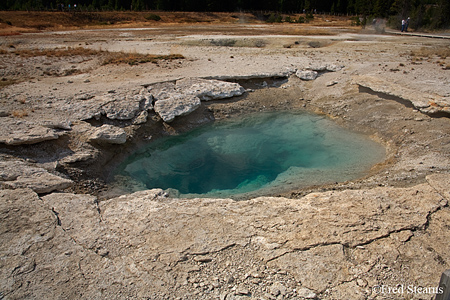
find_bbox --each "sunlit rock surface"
[0,159,72,193]
[1,174,448,299]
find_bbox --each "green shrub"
[266,13,283,23]
[210,39,237,47]
[145,14,161,21]
[351,16,361,26]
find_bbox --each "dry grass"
[410,46,450,59]
[102,53,184,65]
[410,46,450,70]
[1,46,184,66]
[0,78,16,89]
[11,109,28,118]
[0,32,21,37]
[278,26,339,36]
[0,11,256,31]
[10,47,102,58]
[0,11,354,35]
[183,38,266,48]
[0,47,184,90]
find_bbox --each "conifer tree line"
[1,0,449,29]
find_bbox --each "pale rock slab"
[1,172,73,194]
[176,77,246,101]
[268,244,351,293]
[60,88,153,121]
[324,280,367,300]
[0,160,72,193]
[147,81,177,100]
[88,124,127,144]
[426,173,450,202]
[282,184,443,250]
[305,63,343,72]
[307,64,328,71]
[0,178,448,299]
[100,88,153,120]
[206,70,292,81]
[0,188,122,299]
[41,193,107,252]
[149,78,245,122]
[39,120,72,130]
[0,119,62,145]
[296,287,317,299]
[132,110,149,125]
[325,64,344,72]
[298,63,343,81]
[346,208,450,299]
[296,70,318,81]
[354,75,450,116]
[59,151,97,164]
[153,95,201,123]
[63,96,110,121]
[101,95,142,120]
[97,183,444,265]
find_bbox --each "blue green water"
[114,111,385,198]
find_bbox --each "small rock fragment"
[89,124,127,144]
[132,110,148,125]
[296,287,317,299]
[235,286,249,295]
[193,256,213,263]
[296,70,318,81]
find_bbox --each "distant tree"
[280,0,300,12]
[347,0,356,14]
[336,0,346,13]
[131,0,144,10]
[390,0,410,18]
[435,0,450,28]
[1,0,449,30]
[304,0,311,11]
[373,0,394,17]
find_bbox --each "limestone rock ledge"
[0,118,64,145]
[88,124,127,144]
[149,77,246,122]
[0,78,245,145]
[0,159,73,193]
[154,95,201,123]
[296,63,344,81]
[1,174,448,299]
[354,75,450,116]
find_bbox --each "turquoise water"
[114,111,385,198]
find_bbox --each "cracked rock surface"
[1,174,448,299]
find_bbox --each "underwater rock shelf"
[114,111,385,199]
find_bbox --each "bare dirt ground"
[1,12,450,300]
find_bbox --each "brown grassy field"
[1,46,184,65]
[0,11,353,35]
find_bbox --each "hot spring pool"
[113,111,385,198]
